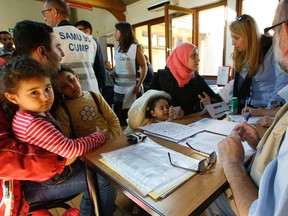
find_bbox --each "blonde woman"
[230,14,288,113]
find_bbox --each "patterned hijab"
[167,42,197,87]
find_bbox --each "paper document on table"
[122,84,136,109]
[100,137,198,198]
[179,131,225,155]
[139,122,203,143]
[178,131,255,160]
[199,101,229,119]
[188,118,238,136]
[228,115,262,124]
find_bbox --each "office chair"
[28,194,79,215]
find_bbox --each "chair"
[28,194,79,215]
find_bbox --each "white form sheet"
[100,138,199,197]
[139,121,203,143]
[178,131,255,160]
[228,114,263,125]
[182,119,255,159]
[187,118,238,136]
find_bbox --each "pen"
[245,113,251,122]
[244,96,249,113]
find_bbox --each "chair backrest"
[28,194,79,214]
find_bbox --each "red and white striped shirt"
[12,111,106,158]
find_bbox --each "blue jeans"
[22,170,117,216]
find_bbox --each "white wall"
[0,0,236,64]
[126,0,222,25]
[0,0,44,32]
[72,8,118,38]
[0,0,118,39]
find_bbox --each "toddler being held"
[145,95,175,123]
[124,90,183,134]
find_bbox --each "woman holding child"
[150,42,222,115]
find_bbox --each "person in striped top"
[1,20,116,216]
[0,56,112,215]
[2,56,107,159]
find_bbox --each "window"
[150,23,166,72]
[134,19,166,73]
[135,25,149,56]
[198,5,226,76]
[106,44,115,68]
[133,2,226,76]
[240,0,278,33]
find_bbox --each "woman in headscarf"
[150,42,222,115]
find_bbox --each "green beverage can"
[231,97,238,114]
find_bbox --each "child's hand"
[65,157,77,165]
[96,126,109,138]
[169,106,176,120]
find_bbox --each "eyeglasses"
[186,141,210,155]
[235,14,250,23]
[41,8,53,16]
[168,151,217,173]
[264,21,288,36]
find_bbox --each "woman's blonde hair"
[230,14,262,77]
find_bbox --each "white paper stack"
[100,138,199,199]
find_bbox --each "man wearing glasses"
[206,1,288,215]
[42,0,106,94]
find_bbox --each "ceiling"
[38,0,144,21]
[121,0,142,5]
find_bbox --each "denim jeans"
[22,170,117,216]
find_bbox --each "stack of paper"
[139,119,237,143]
[139,121,203,143]
[139,119,255,159]
[100,138,200,199]
[187,118,237,136]
[228,114,262,124]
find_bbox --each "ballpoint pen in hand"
[244,96,249,113]
[245,113,251,122]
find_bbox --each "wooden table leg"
[84,164,102,216]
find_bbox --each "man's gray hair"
[45,0,70,18]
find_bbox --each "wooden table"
[82,113,227,216]
[81,113,266,216]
